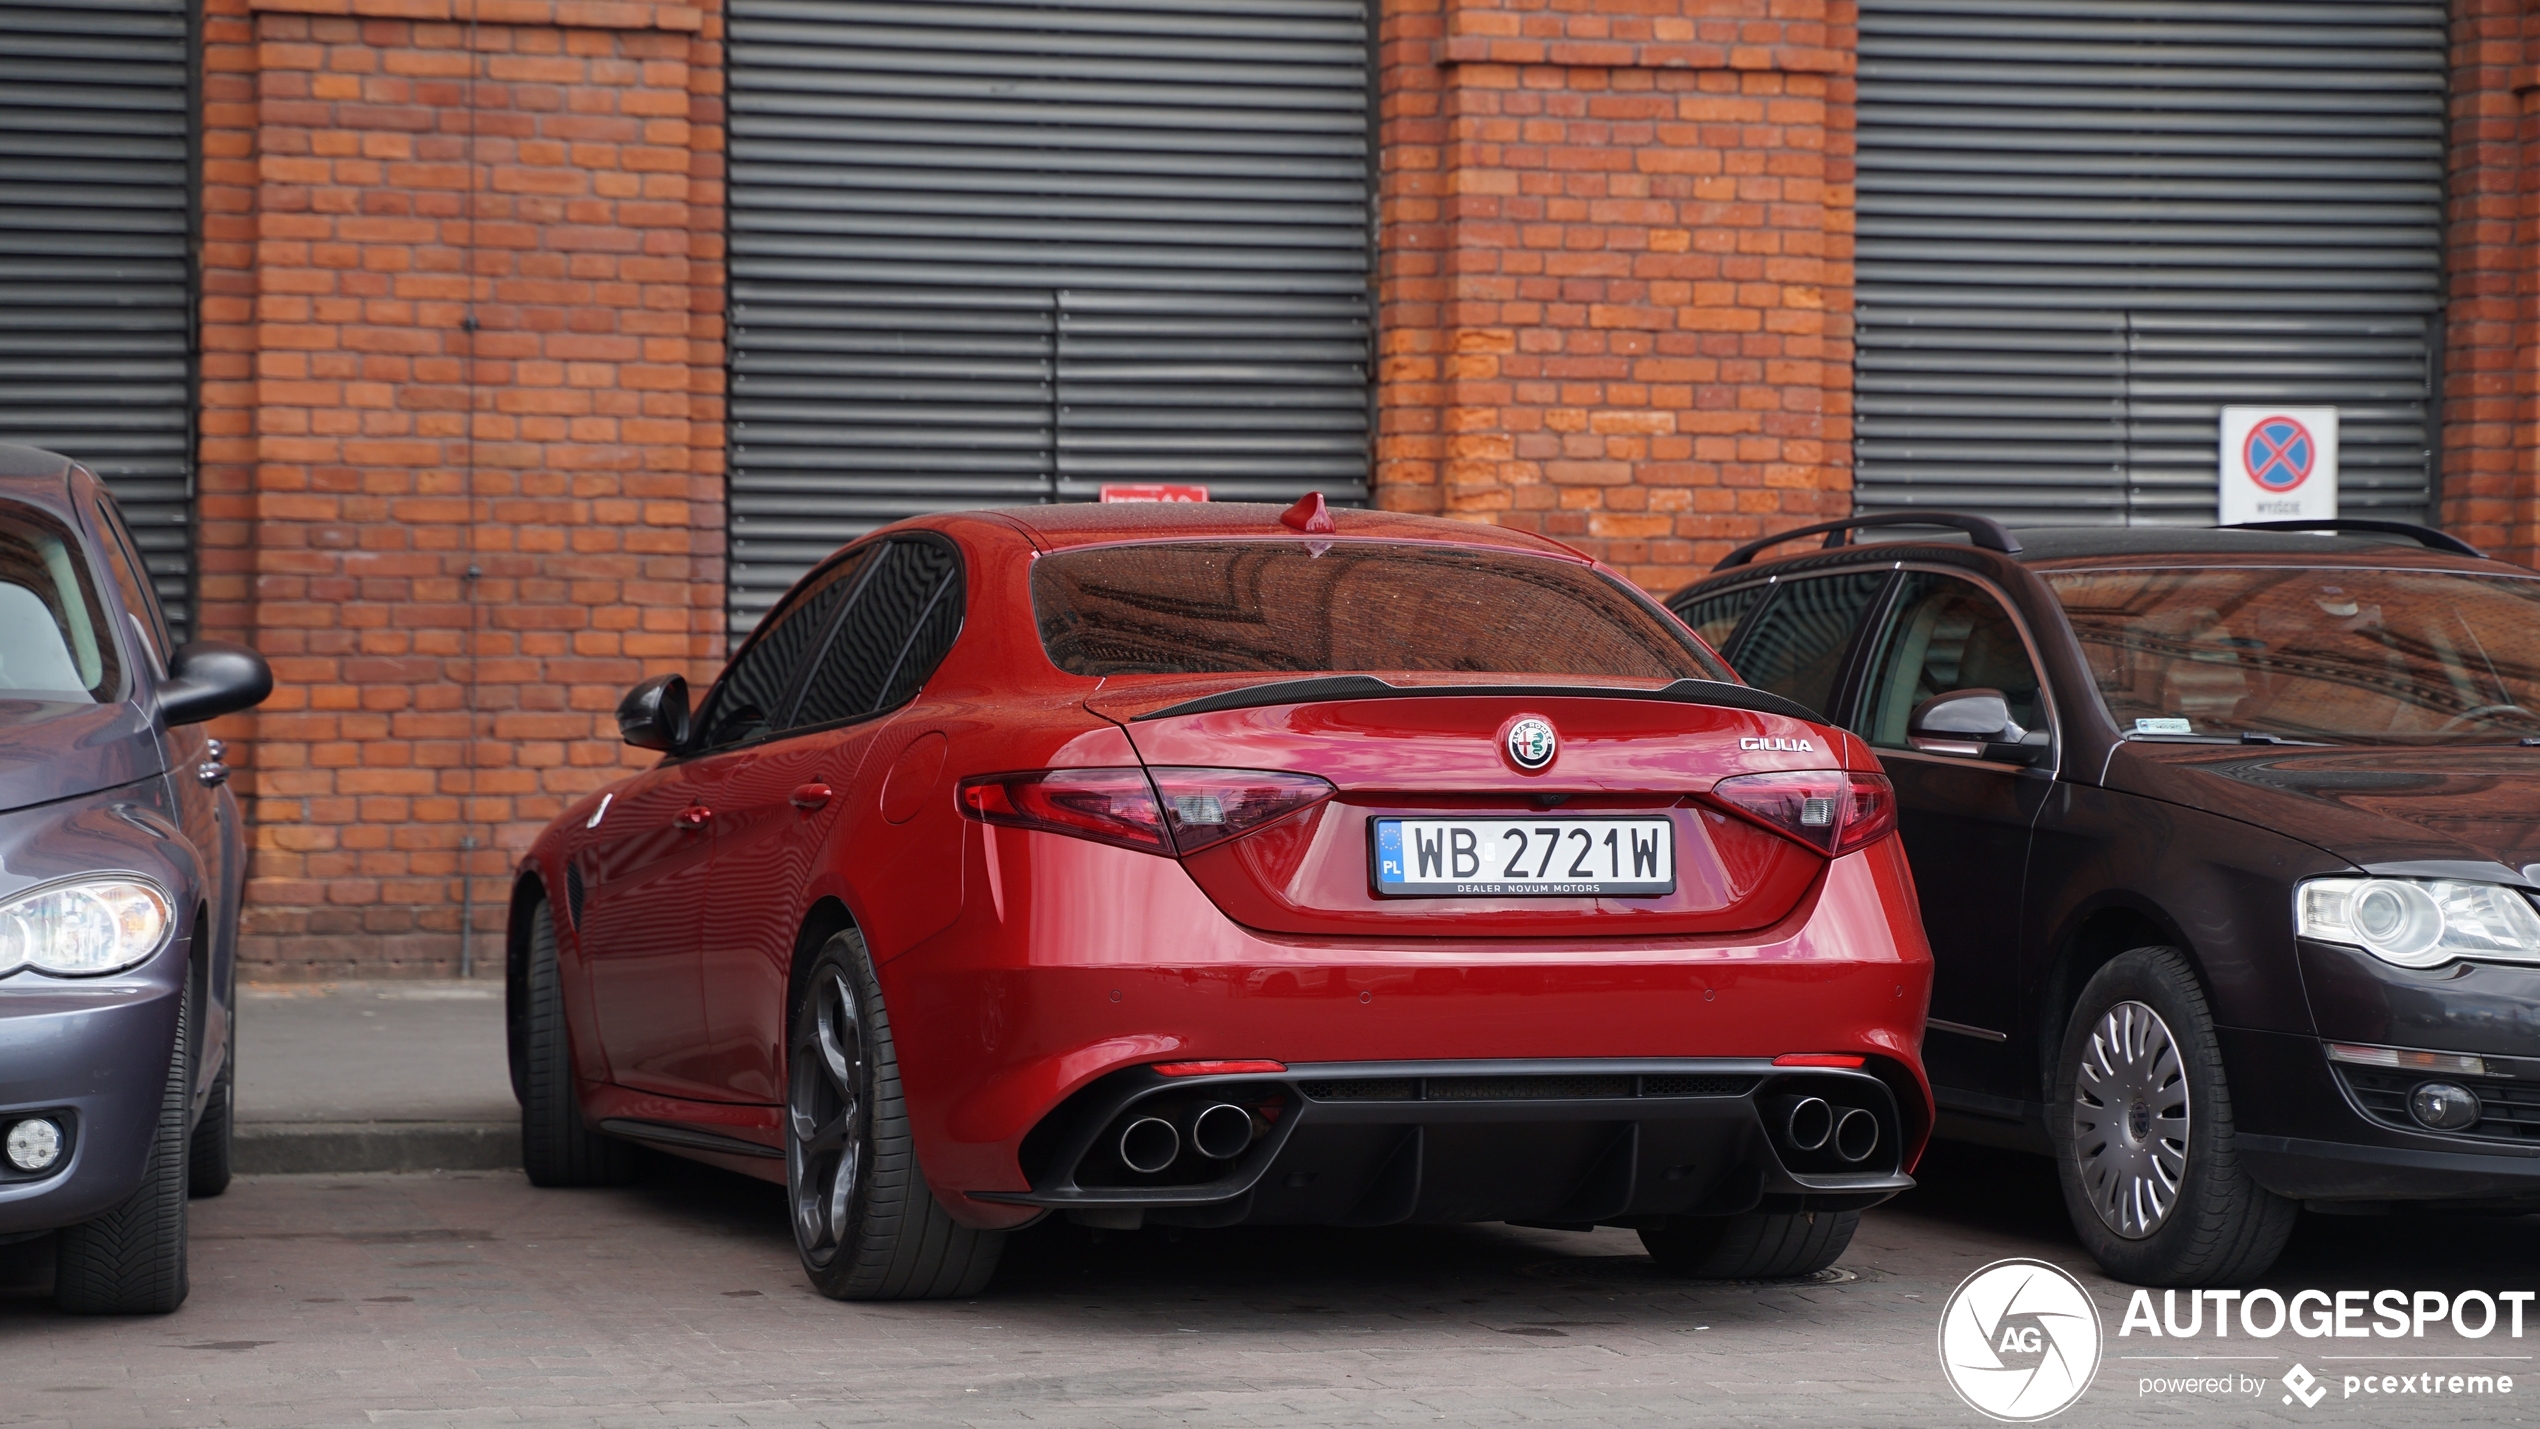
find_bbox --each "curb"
[236,1120,521,1175]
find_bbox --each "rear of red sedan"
[882,504,1934,1286]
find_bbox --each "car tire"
[55,968,192,1314]
[788,928,1002,1301]
[1637,1209,1859,1279]
[187,1009,234,1199]
[519,895,636,1188]
[2051,945,2296,1286]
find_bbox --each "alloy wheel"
[788,969,865,1267]
[2072,999,2190,1239]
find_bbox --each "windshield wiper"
[2237,731,2333,746]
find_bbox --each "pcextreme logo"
[1939,1259,2103,1421]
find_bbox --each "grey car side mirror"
[158,640,274,727]
[1906,688,2047,765]
[617,673,691,752]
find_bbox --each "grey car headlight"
[0,877,173,977]
[2298,876,2540,969]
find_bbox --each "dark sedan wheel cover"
[788,970,866,1267]
[2073,999,2190,1239]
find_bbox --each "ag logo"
[1938,1258,2102,1422]
[1504,716,1557,771]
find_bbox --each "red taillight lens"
[1147,767,1337,855]
[1706,771,1897,857]
[957,767,1336,857]
[958,768,1168,854]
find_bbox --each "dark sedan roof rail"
[1713,512,2024,571]
[2221,519,2485,559]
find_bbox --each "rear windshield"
[2044,565,2540,742]
[1032,540,1729,681]
[0,504,116,704]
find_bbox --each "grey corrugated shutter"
[723,0,1375,632]
[1854,1,2446,528]
[0,0,193,634]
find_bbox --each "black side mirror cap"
[1983,728,2053,766]
[158,640,274,727]
[617,673,691,752]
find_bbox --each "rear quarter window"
[1031,539,1730,682]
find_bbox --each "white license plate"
[1371,817,1675,898]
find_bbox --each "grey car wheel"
[786,929,1002,1301]
[2072,999,2189,1238]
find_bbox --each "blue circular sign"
[2243,416,2316,492]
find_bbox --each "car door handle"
[790,783,834,811]
[675,805,712,829]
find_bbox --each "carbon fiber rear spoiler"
[1132,675,1820,724]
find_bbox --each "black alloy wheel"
[786,929,1002,1300]
[55,966,192,1313]
[2051,946,2295,1286]
[518,895,636,1188]
[1638,1209,1859,1279]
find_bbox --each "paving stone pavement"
[2,1143,2536,1428]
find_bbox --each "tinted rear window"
[1032,540,1729,681]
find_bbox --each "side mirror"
[158,640,274,727]
[617,673,691,752]
[1906,687,2048,764]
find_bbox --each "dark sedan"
[1670,513,2540,1285]
[0,444,271,1313]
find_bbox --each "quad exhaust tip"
[1833,1105,1879,1164]
[1119,1116,1180,1174]
[1190,1103,1253,1160]
[1779,1095,1833,1153]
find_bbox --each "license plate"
[1371,817,1675,898]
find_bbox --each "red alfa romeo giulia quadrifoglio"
[507,498,1934,1300]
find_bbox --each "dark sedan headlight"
[2298,876,2540,969]
[0,877,173,977]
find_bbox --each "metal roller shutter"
[725,0,1374,631]
[1854,0,2447,528]
[0,0,193,634]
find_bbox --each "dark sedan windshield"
[1033,539,1730,681]
[0,504,116,703]
[2044,565,2540,742]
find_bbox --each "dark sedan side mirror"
[617,673,691,752]
[1906,688,2048,765]
[158,640,274,727]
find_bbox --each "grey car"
[0,444,271,1313]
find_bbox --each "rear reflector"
[1154,1060,1288,1077]
[958,768,1168,854]
[1773,1053,1867,1068]
[1148,767,1336,854]
[959,767,1336,857]
[1706,770,1897,857]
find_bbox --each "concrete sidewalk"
[234,980,520,1174]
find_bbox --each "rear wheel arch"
[787,896,859,1022]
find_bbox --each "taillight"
[1147,767,1336,854]
[958,767,1335,857]
[1705,771,1896,857]
[959,769,1168,854]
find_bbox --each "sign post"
[2218,406,2337,525]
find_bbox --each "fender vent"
[564,860,585,929]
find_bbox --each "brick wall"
[2442,0,2540,565]
[199,0,728,977]
[1374,0,1856,592]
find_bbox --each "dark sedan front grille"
[1298,1073,1755,1103]
[2337,1066,2540,1144]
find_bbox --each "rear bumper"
[880,828,1935,1229]
[981,1057,1913,1228]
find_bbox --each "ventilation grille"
[563,860,585,930]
